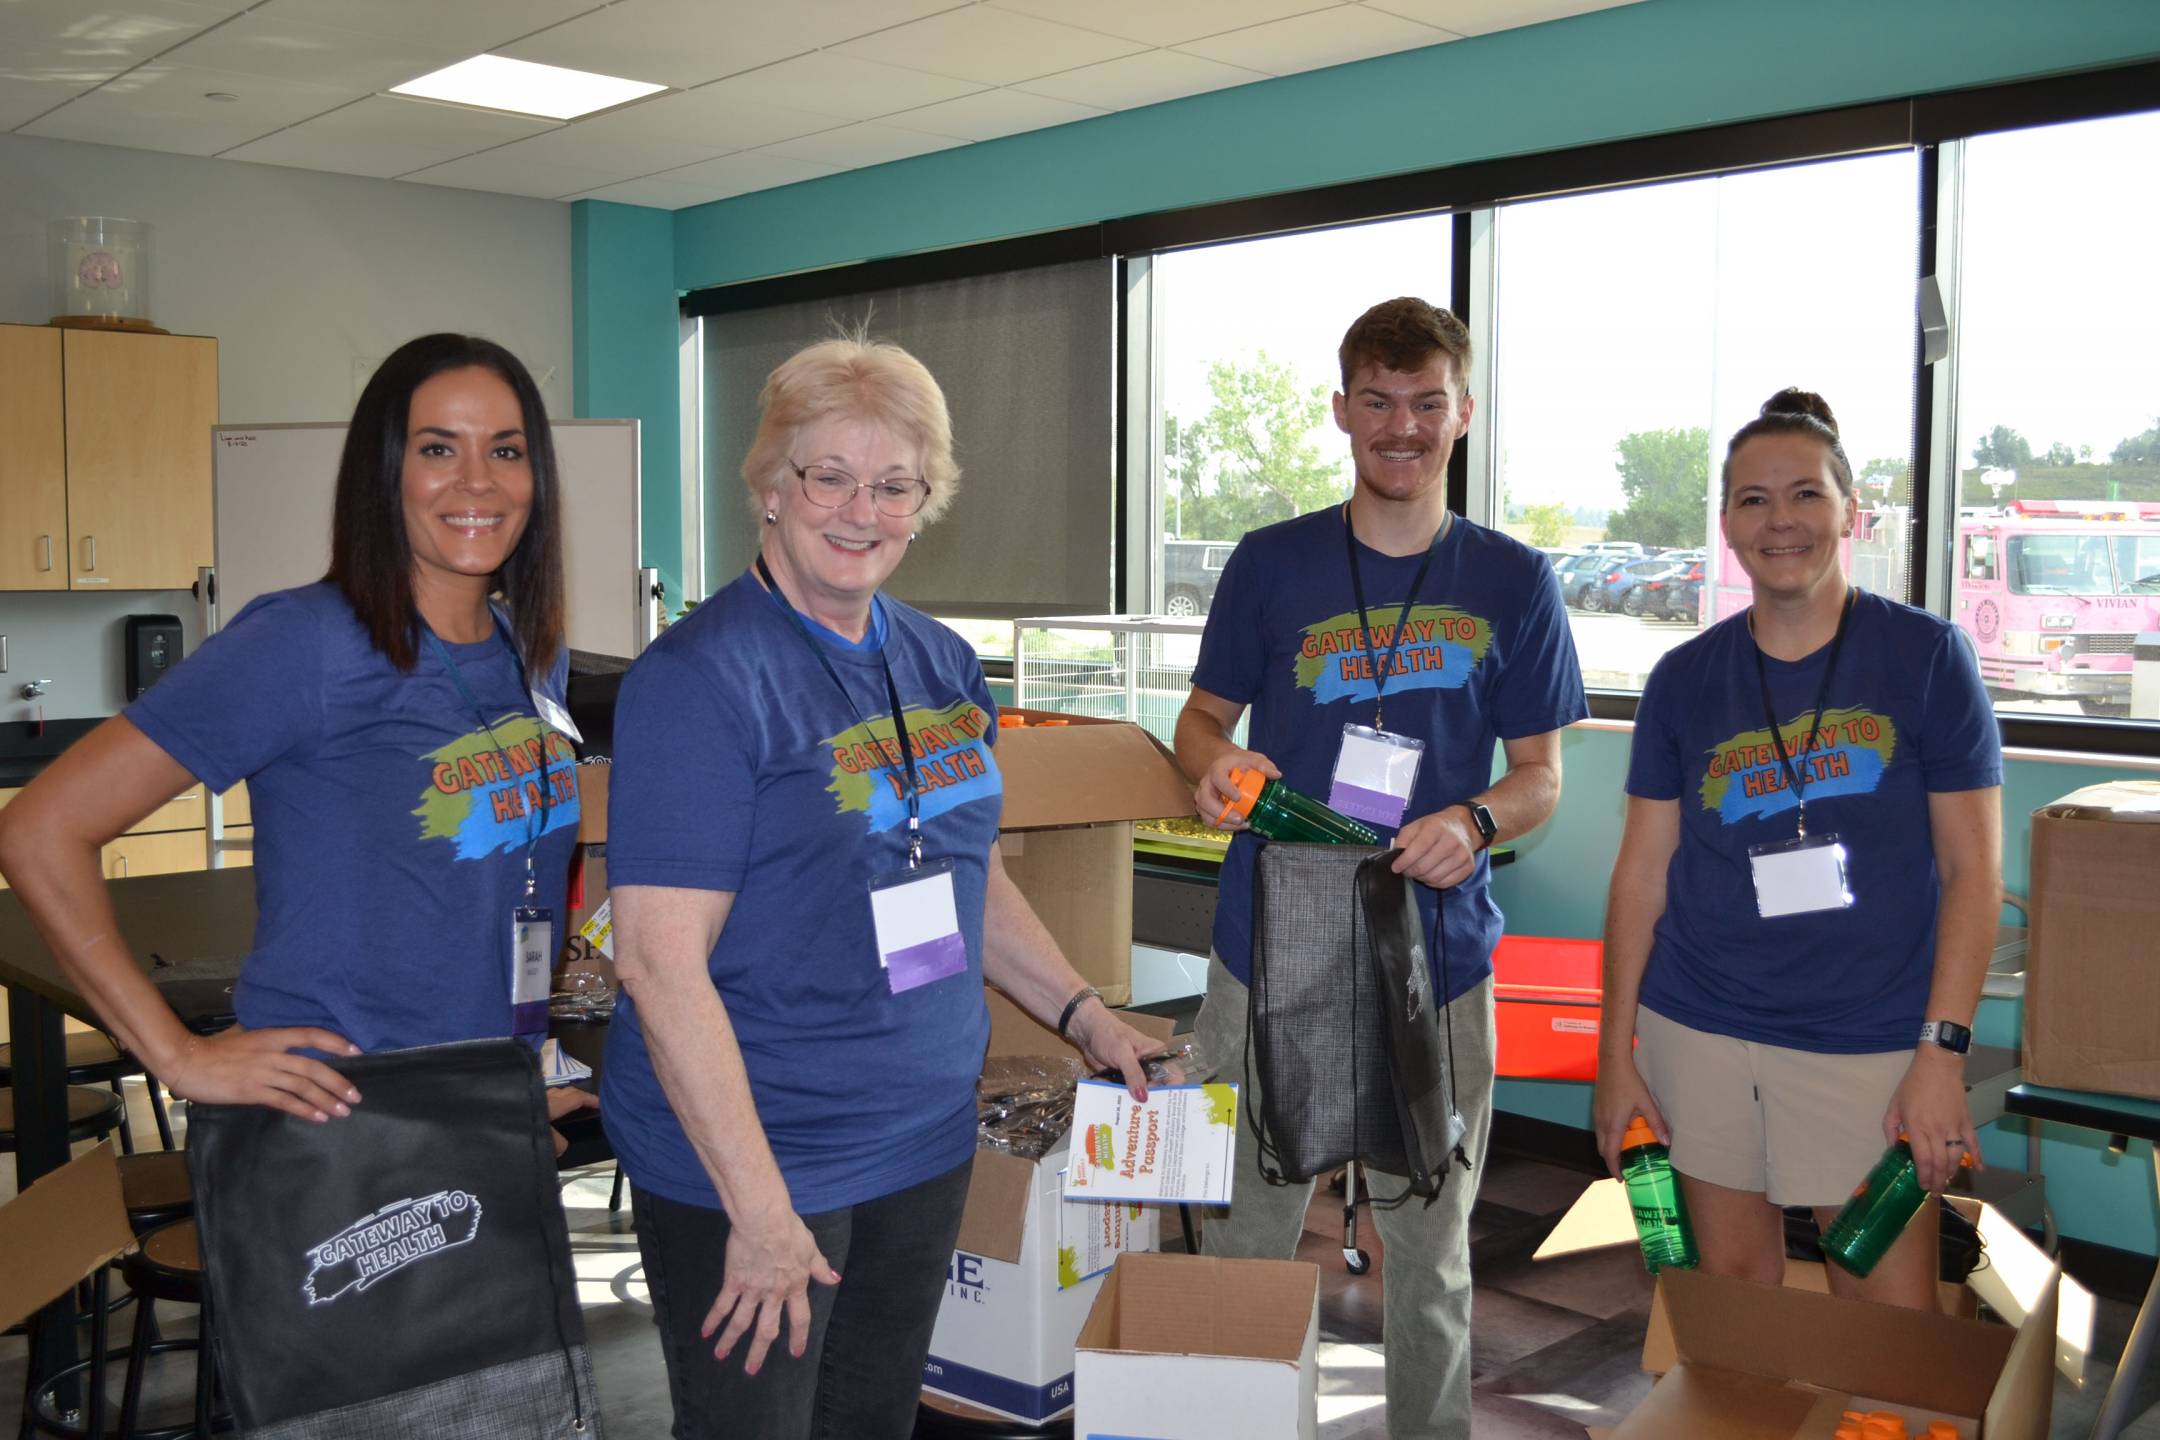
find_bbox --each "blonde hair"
[741,336,961,527]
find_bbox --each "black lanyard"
[425,618,553,897]
[1343,505,1447,732]
[1750,588,1856,839]
[756,557,926,867]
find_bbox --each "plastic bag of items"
[975,1041,1214,1160]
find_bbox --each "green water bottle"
[1821,1137,1933,1278]
[1620,1115,1697,1273]
[1216,767,1380,845]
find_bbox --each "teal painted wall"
[670,0,2160,292]
[570,200,682,603]
[1488,729,2160,1258]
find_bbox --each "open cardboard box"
[1074,1252,1322,1440]
[1544,1181,2092,1394]
[995,708,1197,1008]
[1615,1258,2059,1440]
[2026,779,2160,1099]
[921,987,1176,1423]
[0,1143,135,1336]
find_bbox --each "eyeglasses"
[788,460,932,518]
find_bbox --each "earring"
[908,532,918,545]
[1841,528,1852,537]
[764,509,777,525]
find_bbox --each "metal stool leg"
[191,1288,215,1438]
[609,1165,625,1213]
[108,1078,136,1156]
[146,1077,175,1153]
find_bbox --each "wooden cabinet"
[99,829,206,879]
[0,323,218,592]
[0,327,67,589]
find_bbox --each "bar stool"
[116,1220,222,1440]
[116,1152,194,1235]
[0,1032,176,1154]
[0,1086,129,1155]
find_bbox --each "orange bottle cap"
[1217,766,1265,826]
[998,714,1028,728]
[1924,1424,1960,1439]
[1036,717,1069,726]
[1622,1115,1661,1150]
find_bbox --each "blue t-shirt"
[127,582,581,1051]
[600,571,1001,1216]
[1627,590,2002,1053]
[1192,508,1588,1002]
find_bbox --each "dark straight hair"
[326,334,565,675]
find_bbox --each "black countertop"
[0,716,107,788]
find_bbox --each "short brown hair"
[1721,387,1854,505]
[1338,297,1471,394]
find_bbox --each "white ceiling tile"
[1013,49,1267,111]
[648,148,841,202]
[887,86,1105,142]
[162,11,461,92]
[400,147,622,198]
[760,120,963,170]
[988,0,1346,48]
[571,83,838,151]
[498,0,970,91]
[1358,0,1641,37]
[0,0,239,44]
[476,116,732,174]
[218,95,556,177]
[253,0,600,55]
[1178,5,1450,77]
[689,51,985,124]
[0,34,146,129]
[832,6,1146,86]
[562,175,726,210]
[19,61,355,155]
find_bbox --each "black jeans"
[632,1159,973,1440]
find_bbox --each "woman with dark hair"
[1593,388,2002,1312]
[0,334,590,1132]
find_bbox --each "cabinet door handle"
[83,536,97,572]
[38,535,53,571]
[114,853,129,878]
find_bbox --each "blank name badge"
[869,859,967,995]
[1747,834,1855,919]
[1329,724,1425,831]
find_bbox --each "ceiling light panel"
[391,54,665,121]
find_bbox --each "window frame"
[677,57,2160,758]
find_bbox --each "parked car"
[1579,540,1646,557]
[1621,563,1692,617]
[1592,557,1680,613]
[1162,538,1237,616]
[1650,557,1708,621]
[1556,553,1623,608]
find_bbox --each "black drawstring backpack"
[186,1039,601,1439]
[1248,842,1471,1204]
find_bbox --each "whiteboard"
[210,419,645,659]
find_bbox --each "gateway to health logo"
[303,1189,483,1306]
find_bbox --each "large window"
[1146,216,1453,617]
[1946,109,2160,721]
[1488,152,1919,691]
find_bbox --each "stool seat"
[0,1030,126,1079]
[0,1084,128,1148]
[131,1218,202,1286]
[118,1150,195,1230]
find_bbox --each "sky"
[1149,108,2160,538]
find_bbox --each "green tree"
[1161,352,1347,540]
[2113,419,2160,465]
[1859,455,1912,507]
[1972,425,2033,470]
[1523,501,1571,548]
[2042,442,2077,467]
[1604,427,1709,549]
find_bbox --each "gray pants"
[1193,954,1496,1440]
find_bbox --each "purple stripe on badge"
[888,932,968,993]
[513,1000,549,1038]
[1329,781,1406,827]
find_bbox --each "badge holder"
[1328,724,1425,831]
[869,858,967,995]
[1747,833,1855,919]
[511,904,555,1038]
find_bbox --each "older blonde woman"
[599,336,1160,1440]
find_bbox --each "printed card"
[1062,1079,1239,1206]
[1054,1182,1146,1290]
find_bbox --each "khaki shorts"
[1635,1006,1912,1208]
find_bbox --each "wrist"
[1911,1043,1965,1071]
[1057,985,1104,1041]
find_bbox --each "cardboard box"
[2025,779,2160,1099]
[554,763,614,987]
[0,1143,136,1335]
[574,761,607,843]
[1073,1253,1321,1440]
[1549,1182,2093,1390]
[1615,1258,2059,1440]
[922,990,1174,1423]
[996,709,1197,1008]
